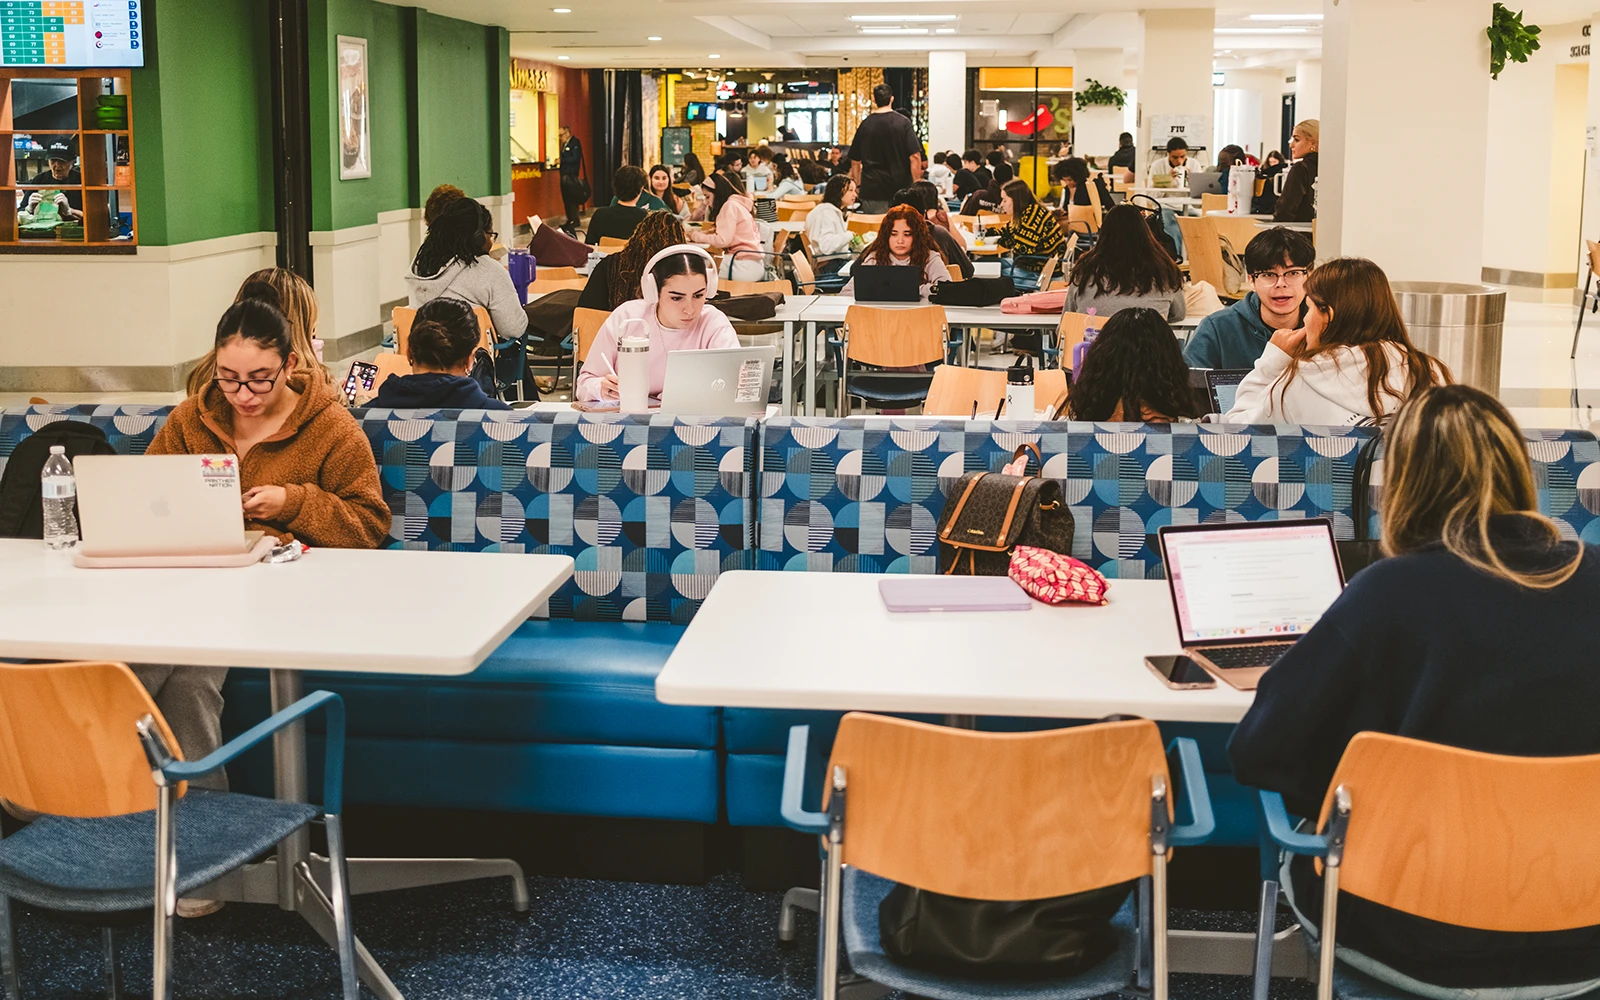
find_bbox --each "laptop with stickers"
[74,454,265,561]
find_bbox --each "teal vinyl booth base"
[4,407,1598,854]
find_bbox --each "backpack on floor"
[0,421,117,539]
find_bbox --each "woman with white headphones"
[575,244,741,403]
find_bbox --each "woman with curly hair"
[577,211,690,311]
[841,204,948,299]
[1066,308,1199,422]
[1065,204,1186,322]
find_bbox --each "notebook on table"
[879,576,1033,613]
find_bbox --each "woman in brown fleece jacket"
[137,283,389,834]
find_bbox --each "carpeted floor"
[6,873,1316,999]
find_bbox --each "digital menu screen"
[0,1,143,68]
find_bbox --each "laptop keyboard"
[1203,643,1297,670]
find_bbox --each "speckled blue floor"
[6,875,1314,999]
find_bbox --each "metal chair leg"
[102,926,122,1000]
[1252,880,1280,1000]
[0,893,21,1000]
[1574,270,1592,359]
[324,815,361,1000]
[152,784,178,1000]
[777,887,818,942]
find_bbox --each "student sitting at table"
[145,284,387,805]
[649,164,683,215]
[926,151,955,196]
[995,179,1067,266]
[1224,257,1450,425]
[1064,205,1187,322]
[1148,136,1192,182]
[586,165,654,244]
[367,298,508,411]
[805,175,857,279]
[406,197,529,349]
[576,245,741,403]
[188,268,328,396]
[579,211,689,311]
[840,205,948,299]
[1230,384,1600,997]
[1184,227,1315,370]
[960,163,1012,216]
[954,150,985,199]
[1055,156,1112,211]
[896,185,973,280]
[771,158,806,199]
[690,171,764,282]
[743,146,774,189]
[1065,308,1200,422]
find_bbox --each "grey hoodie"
[405,258,529,341]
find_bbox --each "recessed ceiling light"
[1215,27,1310,34]
[848,13,957,22]
[557,55,569,59]
[708,53,721,58]
[1247,13,1323,20]
[860,26,929,34]
[647,35,662,41]
[552,7,571,12]
[934,27,956,34]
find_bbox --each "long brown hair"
[187,268,326,395]
[608,211,688,309]
[1274,257,1449,416]
[861,205,935,269]
[1381,385,1581,588]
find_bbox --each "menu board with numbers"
[0,0,142,68]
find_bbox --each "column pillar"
[927,51,967,158]
[1320,0,1492,282]
[1580,15,1600,298]
[1072,48,1126,161]
[1138,8,1215,175]
[1293,58,1321,124]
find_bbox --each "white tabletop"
[656,571,1255,723]
[0,541,573,675]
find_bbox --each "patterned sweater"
[997,203,1066,259]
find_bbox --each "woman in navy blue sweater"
[371,299,509,410]
[1230,385,1600,996]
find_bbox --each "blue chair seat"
[0,790,315,913]
[842,868,1138,1000]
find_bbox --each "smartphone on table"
[1144,655,1217,690]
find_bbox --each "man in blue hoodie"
[1184,228,1315,370]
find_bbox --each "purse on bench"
[936,444,1074,576]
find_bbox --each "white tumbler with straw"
[617,319,652,413]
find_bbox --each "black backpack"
[0,421,117,539]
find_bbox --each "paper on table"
[527,214,544,231]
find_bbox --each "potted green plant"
[1487,3,1541,79]
[1074,79,1127,113]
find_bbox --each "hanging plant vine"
[1074,79,1127,112]
[1487,3,1542,79]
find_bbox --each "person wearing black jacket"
[1107,132,1136,174]
[896,184,973,280]
[1230,385,1600,996]
[371,298,510,409]
[1274,120,1318,223]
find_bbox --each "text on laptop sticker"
[736,360,765,404]
[199,455,239,489]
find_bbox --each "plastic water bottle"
[41,445,79,550]
[1072,308,1100,376]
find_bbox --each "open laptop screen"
[1161,521,1344,645]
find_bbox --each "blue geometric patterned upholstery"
[0,405,168,470]
[350,408,758,624]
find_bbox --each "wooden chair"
[528,277,590,296]
[777,204,812,223]
[1200,193,1230,215]
[533,265,580,281]
[0,661,358,1000]
[923,364,1004,417]
[847,214,886,236]
[1212,215,1263,257]
[1036,368,1069,417]
[838,305,948,414]
[1065,204,1100,235]
[351,351,412,405]
[1573,239,1600,358]
[1257,733,1600,1000]
[1175,217,1242,301]
[945,263,964,282]
[1054,311,1095,371]
[392,305,495,357]
[783,714,1212,1000]
[722,279,792,297]
[571,306,611,387]
[597,236,629,250]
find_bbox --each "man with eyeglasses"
[1184,228,1316,371]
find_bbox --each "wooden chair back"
[1175,217,1229,294]
[572,307,611,364]
[367,351,412,401]
[534,265,580,281]
[946,263,964,282]
[842,305,948,368]
[393,306,495,357]
[722,279,792,297]
[827,713,1167,900]
[1253,178,1267,197]
[0,661,185,817]
[777,204,812,223]
[791,252,817,289]
[1587,240,1600,278]
[597,236,629,250]
[1035,368,1068,415]
[1212,216,1263,256]
[923,364,1004,416]
[1325,732,1600,933]
[1200,193,1230,215]
[529,277,590,296]
[847,213,885,236]
[1065,204,1100,234]
[1057,312,1093,369]
[1036,255,1061,291]
[798,230,820,268]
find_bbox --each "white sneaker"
[175,899,225,919]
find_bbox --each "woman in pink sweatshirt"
[576,245,742,403]
[691,171,764,282]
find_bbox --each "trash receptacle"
[1390,282,1506,395]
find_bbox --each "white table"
[657,571,1251,723]
[774,293,827,414]
[0,542,574,999]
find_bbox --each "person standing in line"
[848,84,923,214]
[1274,120,1319,223]
[559,125,588,235]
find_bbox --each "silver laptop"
[75,454,259,557]
[658,346,776,417]
[1158,519,1345,690]
[1187,170,1224,197]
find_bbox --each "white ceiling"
[399,0,1589,73]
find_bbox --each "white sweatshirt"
[1225,341,1427,426]
[804,202,852,257]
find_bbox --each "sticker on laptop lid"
[735,360,765,404]
[199,455,239,489]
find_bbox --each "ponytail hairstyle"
[186,276,306,395]
[406,298,482,371]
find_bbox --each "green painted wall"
[367,4,416,215]
[412,11,507,206]
[132,0,274,246]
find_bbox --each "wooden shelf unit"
[0,68,137,250]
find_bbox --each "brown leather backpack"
[936,444,1073,575]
